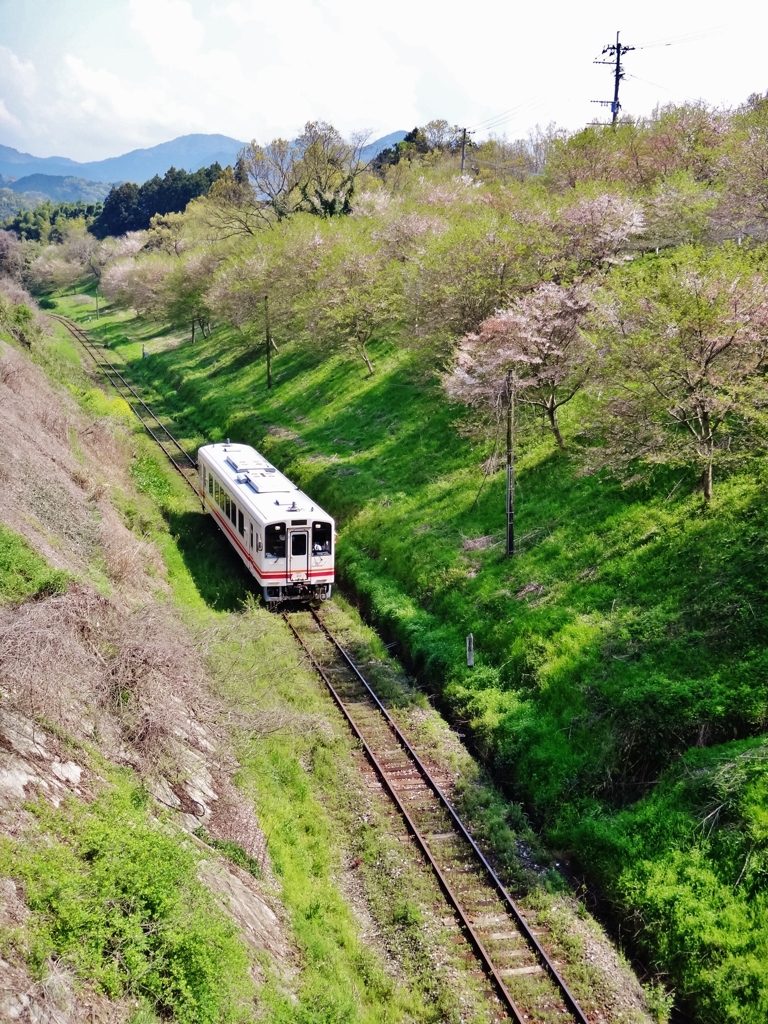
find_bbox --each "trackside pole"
[506,372,515,557]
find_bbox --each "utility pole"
[459,128,474,172]
[264,294,272,390]
[506,371,515,557]
[592,30,635,127]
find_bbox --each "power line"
[626,72,702,106]
[633,26,725,50]
[467,101,531,132]
[467,97,551,137]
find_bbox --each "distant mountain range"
[0,134,245,184]
[3,174,112,203]
[0,131,408,188]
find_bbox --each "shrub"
[0,778,254,1024]
[0,525,68,603]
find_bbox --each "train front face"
[261,515,335,605]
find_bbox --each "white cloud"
[0,98,20,128]
[129,0,205,61]
[0,45,37,100]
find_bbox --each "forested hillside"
[8,103,768,1023]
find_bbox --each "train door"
[288,530,309,581]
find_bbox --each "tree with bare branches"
[227,121,371,231]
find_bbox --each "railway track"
[285,608,594,1024]
[51,311,598,1021]
[48,314,198,493]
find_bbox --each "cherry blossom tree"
[590,245,768,501]
[444,282,593,447]
[547,193,644,281]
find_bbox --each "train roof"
[199,442,334,526]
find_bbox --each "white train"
[197,441,334,605]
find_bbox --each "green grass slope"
[54,290,768,1023]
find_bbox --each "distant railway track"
[285,608,593,1024]
[48,314,198,492]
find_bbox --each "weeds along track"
[285,608,593,1024]
[48,314,198,492]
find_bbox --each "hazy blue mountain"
[0,144,80,179]
[6,174,113,203]
[0,135,244,183]
[0,131,409,185]
[360,131,407,162]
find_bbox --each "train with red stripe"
[198,441,334,605]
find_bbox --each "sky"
[0,0,765,161]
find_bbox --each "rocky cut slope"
[0,339,293,1022]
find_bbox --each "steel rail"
[309,608,591,1024]
[49,315,196,469]
[49,314,199,492]
[283,612,527,1024]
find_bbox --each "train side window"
[208,471,214,496]
[249,522,253,549]
[238,509,244,535]
[231,502,237,526]
[312,521,332,555]
[265,523,286,559]
[225,494,231,519]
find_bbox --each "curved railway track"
[47,314,198,492]
[285,608,594,1024]
[52,310,597,1022]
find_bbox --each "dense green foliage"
[42,98,768,1021]
[0,524,68,603]
[0,187,37,222]
[91,163,223,238]
[0,299,40,348]
[2,199,103,241]
[0,777,254,1023]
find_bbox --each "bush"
[0,525,68,603]
[0,778,254,1024]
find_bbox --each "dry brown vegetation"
[0,336,301,1019]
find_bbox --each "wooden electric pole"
[264,294,272,390]
[506,371,515,557]
[459,128,474,172]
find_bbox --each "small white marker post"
[466,633,474,668]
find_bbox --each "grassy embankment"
[52,284,768,1024]
[1,312,544,1023]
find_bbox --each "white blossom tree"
[445,282,593,448]
[590,245,768,501]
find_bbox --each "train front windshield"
[312,521,332,555]
[266,523,286,558]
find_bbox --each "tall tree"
[234,122,370,226]
[590,245,768,500]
